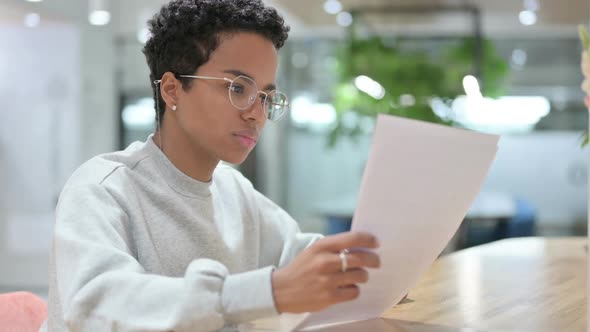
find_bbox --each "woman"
[42,1,381,331]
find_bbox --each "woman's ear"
[160,72,179,111]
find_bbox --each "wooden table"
[312,237,587,332]
[247,237,586,331]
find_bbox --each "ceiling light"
[323,0,342,15]
[336,11,353,27]
[355,75,385,100]
[519,10,537,26]
[89,10,111,26]
[89,0,111,26]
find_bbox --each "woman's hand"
[271,232,381,313]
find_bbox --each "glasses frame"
[155,74,289,122]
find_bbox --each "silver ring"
[339,249,349,272]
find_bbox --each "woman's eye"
[229,84,245,94]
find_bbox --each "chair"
[0,292,47,332]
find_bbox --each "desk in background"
[315,191,534,250]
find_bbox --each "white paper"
[241,114,499,331]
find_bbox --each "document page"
[241,114,499,331]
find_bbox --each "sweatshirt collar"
[145,135,215,198]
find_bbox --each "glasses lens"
[229,76,258,110]
[265,91,289,121]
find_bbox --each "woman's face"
[173,32,279,165]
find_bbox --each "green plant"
[581,133,589,147]
[329,34,509,147]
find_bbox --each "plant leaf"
[582,131,589,147]
[579,25,590,50]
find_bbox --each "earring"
[172,105,177,111]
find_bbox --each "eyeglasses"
[155,74,290,122]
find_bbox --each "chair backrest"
[0,292,47,332]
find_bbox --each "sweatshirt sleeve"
[53,183,278,332]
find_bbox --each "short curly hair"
[143,0,290,123]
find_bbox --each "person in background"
[42,1,381,331]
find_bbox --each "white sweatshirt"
[41,136,322,331]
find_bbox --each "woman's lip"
[234,134,257,146]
